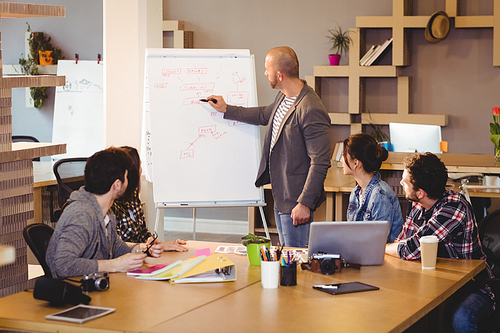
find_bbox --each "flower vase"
[495,147,500,162]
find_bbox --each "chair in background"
[52,158,88,221]
[477,210,500,332]
[12,135,40,161]
[22,223,54,278]
[478,209,500,277]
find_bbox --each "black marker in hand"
[199,98,217,104]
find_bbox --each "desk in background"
[0,241,485,333]
[32,161,58,225]
[251,152,500,236]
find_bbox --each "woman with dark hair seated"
[111,146,187,252]
[342,133,403,242]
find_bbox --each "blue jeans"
[452,285,495,333]
[274,207,313,248]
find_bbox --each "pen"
[199,98,217,104]
[265,247,271,261]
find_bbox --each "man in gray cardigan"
[46,148,161,279]
[208,47,331,247]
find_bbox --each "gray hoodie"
[46,187,132,278]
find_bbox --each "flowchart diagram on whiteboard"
[143,49,265,208]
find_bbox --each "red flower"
[493,107,500,116]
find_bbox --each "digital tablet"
[45,305,115,324]
[313,282,379,295]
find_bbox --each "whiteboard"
[144,49,264,207]
[52,60,104,159]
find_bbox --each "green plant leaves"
[240,233,271,246]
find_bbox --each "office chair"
[12,135,40,161]
[477,210,500,331]
[22,223,54,278]
[52,157,88,221]
[479,209,500,277]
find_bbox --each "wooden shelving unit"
[0,1,66,298]
[251,0,500,235]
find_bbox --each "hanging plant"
[17,23,64,109]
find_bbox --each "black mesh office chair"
[12,135,40,161]
[52,158,88,221]
[23,223,54,278]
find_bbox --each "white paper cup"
[261,261,280,289]
[420,235,439,269]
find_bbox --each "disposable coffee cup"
[261,261,279,289]
[420,235,439,269]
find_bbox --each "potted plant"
[326,25,353,66]
[366,111,392,151]
[241,233,271,266]
[17,23,64,108]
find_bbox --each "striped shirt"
[270,96,296,150]
[396,189,488,263]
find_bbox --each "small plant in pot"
[366,111,392,151]
[326,25,353,66]
[17,23,64,109]
[241,233,271,266]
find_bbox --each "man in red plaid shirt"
[385,153,495,332]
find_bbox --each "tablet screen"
[45,305,115,324]
[313,282,379,295]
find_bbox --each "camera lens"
[320,259,337,275]
[95,278,109,291]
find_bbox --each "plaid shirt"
[396,189,487,263]
[112,191,152,243]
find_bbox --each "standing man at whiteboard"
[207,46,331,247]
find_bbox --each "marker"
[199,98,217,104]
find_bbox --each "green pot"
[246,242,270,266]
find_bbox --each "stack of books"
[359,38,393,66]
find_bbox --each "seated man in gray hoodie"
[46,147,162,279]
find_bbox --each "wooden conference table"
[0,241,486,333]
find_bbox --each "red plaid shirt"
[396,190,488,265]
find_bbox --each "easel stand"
[154,203,269,241]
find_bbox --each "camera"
[311,253,342,275]
[81,272,109,292]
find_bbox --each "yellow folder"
[136,256,206,280]
[170,254,236,284]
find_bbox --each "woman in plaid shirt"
[111,146,187,252]
[385,153,495,333]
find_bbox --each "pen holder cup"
[247,242,270,266]
[280,262,297,286]
[261,260,280,289]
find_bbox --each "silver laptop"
[307,221,389,266]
